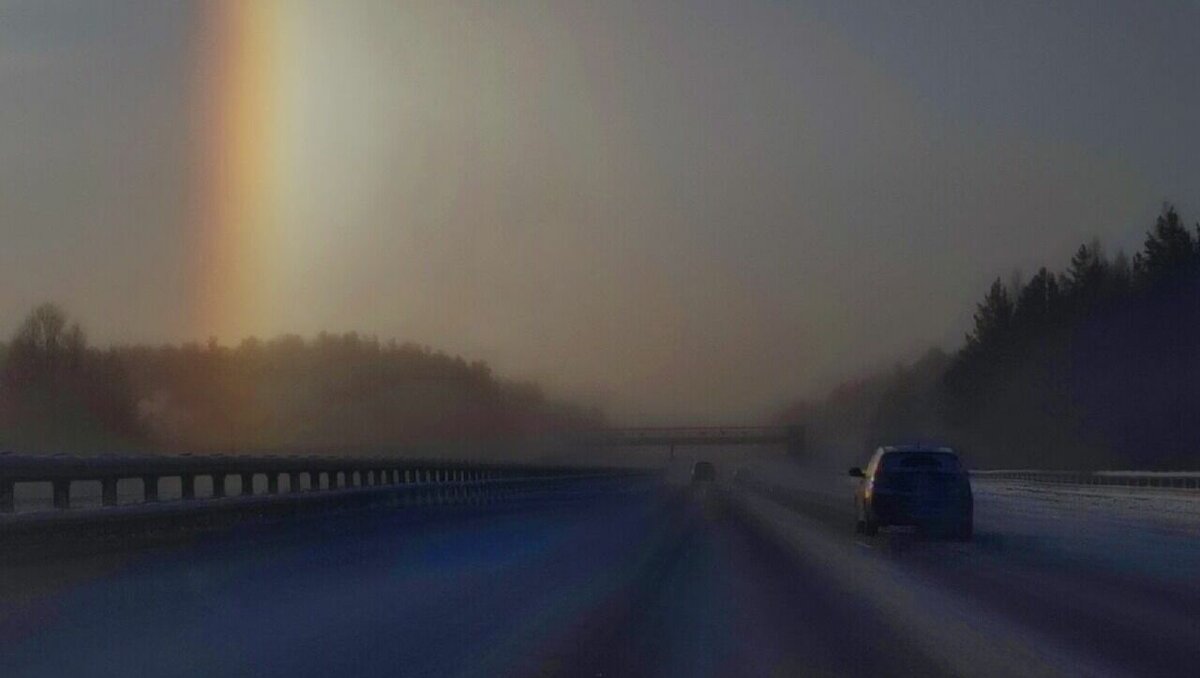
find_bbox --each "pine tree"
[1014,267,1059,328]
[1133,204,1197,283]
[965,278,1014,351]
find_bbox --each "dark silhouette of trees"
[1,304,140,452]
[781,203,1200,470]
[966,279,1014,354]
[1,307,600,455]
[1013,268,1062,329]
[945,204,1200,468]
[4,303,86,384]
[1134,205,1197,283]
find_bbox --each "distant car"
[850,446,972,540]
[691,461,717,483]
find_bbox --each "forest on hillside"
[779,205,1200,470]
[0,306,600,455]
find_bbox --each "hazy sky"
[2,1,1198,422]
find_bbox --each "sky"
[1,0,1198,423]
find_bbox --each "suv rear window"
[880,452,960,472]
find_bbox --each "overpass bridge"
[580,424,805,458]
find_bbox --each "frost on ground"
[971,479,1200,589]
[739,459,1200,591]
[733,489,1128,678]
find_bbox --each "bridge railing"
[970,469,1200,490]
[0,451,653,513]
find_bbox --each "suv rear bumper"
[870,493,971,526]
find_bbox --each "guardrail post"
[240,473,254,496]
[0,478,13,513]
[268,473,279,494]
[181,474,195,500]
[289,472,301,492]
[143,475,159,502]
[101,477,118,506]
[213,473,226,498]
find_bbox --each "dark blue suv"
[850,446,972,540]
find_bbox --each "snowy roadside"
[730,488,1129,678]
[736,459,1200,591]
[971,478,1200,588]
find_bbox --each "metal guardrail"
[970,470,1200,490]
[0,451,652,513]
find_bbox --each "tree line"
[0,307,601,455]
[779,204,1200,470]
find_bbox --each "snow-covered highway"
[734,461,1200,677]
[1,462,1197,677]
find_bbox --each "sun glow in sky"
[1,1,1198,421]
